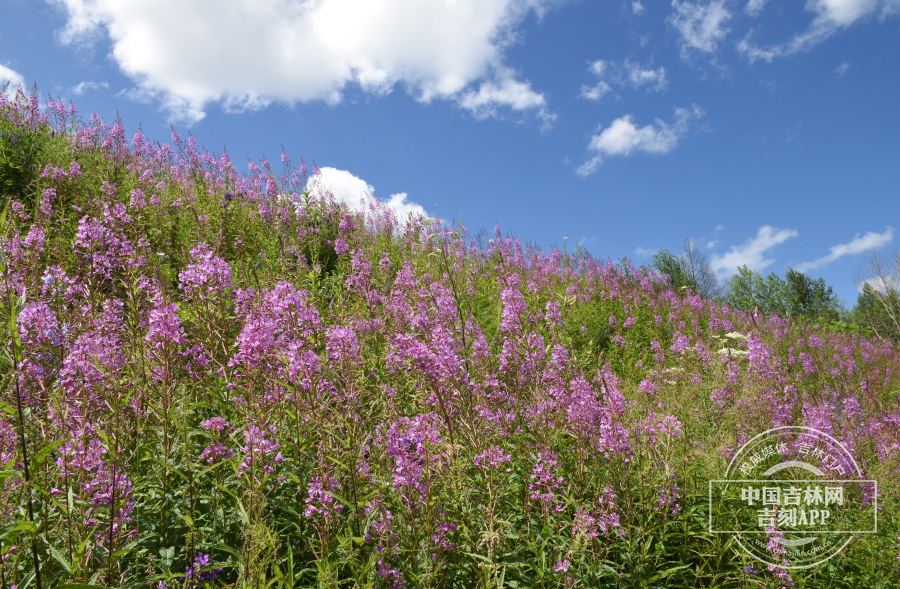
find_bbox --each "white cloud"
[579,59,666,101]
[859,276,900,294]
[795,227,893,272]
[668,0,732,58]
[580,80,614,101]
[306,167,427,222]
[49,0,563,125]
[738,0,900,62]
[577,105,703,176]
[626,61,667,90]
[458,70,557,129]
[0,63,25,96]
[745,0,768,16]
[836,61,851,75]
[71,81,109,95]
[635,246,657,257]
[710,225,798,277]
[632,1,646,14]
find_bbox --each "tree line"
[648,239,900,341]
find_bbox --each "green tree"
[783,268,842,322]
[725,266,842,323]
[650,239,721,299]
[651,248,692,291]
[853,250,900,341]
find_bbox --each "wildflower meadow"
[0,85,898,588]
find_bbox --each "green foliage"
[0,92,897,589]
[725,265,843,323]
[651,249,693,292]
[853,283,900,341]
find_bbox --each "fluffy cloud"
[668,0,732,58]
[738,0,900,62]
[795,227,893,272]
[306,167,427,223]
[632,1,646,15]
[49,0,564,124]
[577,105,703,176]
[0,63,25,95]
[580,59,667,101]
[710,225,798,277]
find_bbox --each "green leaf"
[0,520,36,539]
[49,544,73,574]
[648,563,690,582]
[30,438,69,474]
[179,512,194,527]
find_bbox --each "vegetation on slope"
[0,86,898,589]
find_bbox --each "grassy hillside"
[0,87,898,588]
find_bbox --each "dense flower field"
[0,86,898,588]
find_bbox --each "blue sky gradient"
[1,0,898,304]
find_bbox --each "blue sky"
[1,0,898,305]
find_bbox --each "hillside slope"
[1,87,899,588]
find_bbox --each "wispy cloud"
[580,57,669,105]
[738,0,900,63]
[795,228,894,272]
[71,81,109,95]
[668,0,732,59]
[632,1,646,15]
[635,246,657,257]
[745,0,768,17]
[50,0,564,125]
[835,62,850,75]
[858,276,900,294]
[710,225,798,277]
[580,59,667,101]
[577,105,704,176]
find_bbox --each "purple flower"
[238,424,283,476]
[201,417,230,432]
[474,446,512,470]
[183,553,222,585]
[304,475,344,519]
[179,243,233,298]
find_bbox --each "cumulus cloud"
[632,1,646,14]
[795,227,893,272]
[710,225,798,277]
[71,81,109,95]
[579,59,667,101]
[577,105,703,176]
[48,0,563,125]
[306,167,427,222]
[738,0,900,62]
[668,0,732,59]
[0,63,25,95]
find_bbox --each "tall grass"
[0,85,898,588]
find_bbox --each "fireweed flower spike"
[0,90,893,587]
